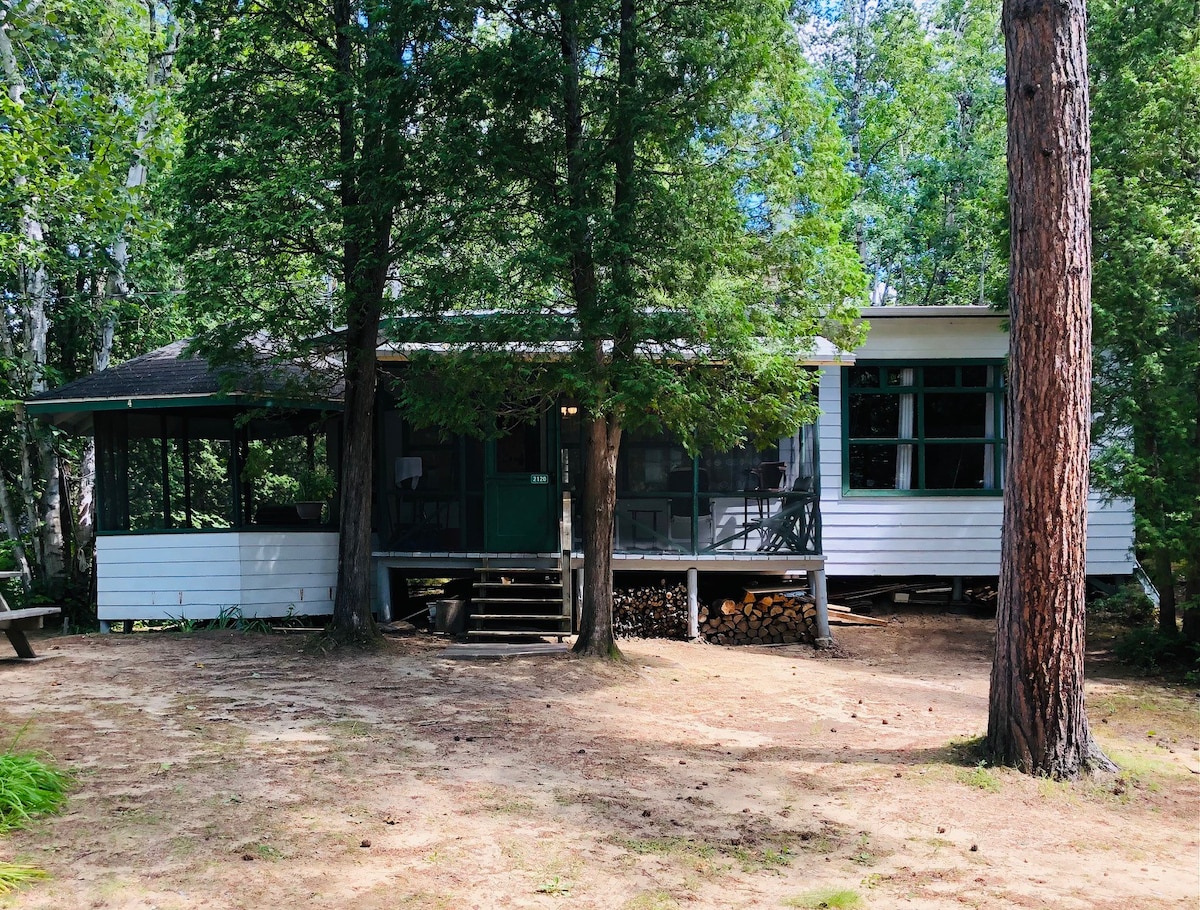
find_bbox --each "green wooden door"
[484,416,558,552]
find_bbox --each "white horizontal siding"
[817,362,1135,578]
[97,531,338,621]
[855,312,1009,360]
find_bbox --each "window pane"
[849,444,919,490]
[848,366,880,388]
[495,419,543,473]
[961,365,989,387]
[619,428,687,494]
[925,392,987,438]
[923,365,957,388]
[925,443,987,489]
[700,443,780,493]
[849,393,901,438]
[885,367,914,387]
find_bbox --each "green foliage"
[784,888,863,910]
[1113,626,1200,679]
[1089,584,1156,627]
[805,0,1007,307]
[0,862,49,895]
[957,763,1002,792]
[0,0,187,608]
[395,1,865,453]
[1089,0,1200,613]
[0,751,70,832]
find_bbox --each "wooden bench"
[0,607,61,659]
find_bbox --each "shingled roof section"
[27,339,343,434]
[32,340,224,403]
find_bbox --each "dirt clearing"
[1,614,1196,909]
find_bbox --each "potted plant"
[295,466,336,521]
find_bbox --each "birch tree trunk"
[987,0,1114,777]
[1,4,62,589]
[76,8,179,572]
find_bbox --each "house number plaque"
[530,474,550,485]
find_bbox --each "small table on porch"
[0,570,60,659]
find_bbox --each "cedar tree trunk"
[987,0,1114,777]
[574,414,622,658]
[331,297,383,642]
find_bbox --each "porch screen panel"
[126,414,168,530]
[186,416,235,529]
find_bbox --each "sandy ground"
[0,613,1197,910]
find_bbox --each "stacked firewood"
[613,582,689,639]
[699,590,816,646]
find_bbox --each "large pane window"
[844,362,1005,493]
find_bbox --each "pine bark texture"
[987,0,1113,777]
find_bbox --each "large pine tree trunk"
[987,0,1114,777]
[574,415,622,658]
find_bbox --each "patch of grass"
[253,842,283,860]
[478,787,535,815]
[957,763,1001,792]
[0,862,48,895]
[623,890,680,910]
[784,887,864,909]
[613,835,716,860]
[944,735,987,766]
[328,719,373,739]
[729,842,797,872]
[0,751,70,832]
[534,876,571,895]
[848,832,878,867]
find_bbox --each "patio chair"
[667,468,713,547]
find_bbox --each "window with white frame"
[843,362,1005,494]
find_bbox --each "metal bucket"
[433,599,466,635]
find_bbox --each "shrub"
[1113,626,1200,679]
[1090,584,1155,626]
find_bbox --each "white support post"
[809,566,832,648]
[686,567,699,639]
[375,561,393,623]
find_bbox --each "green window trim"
[842,361,1006,496]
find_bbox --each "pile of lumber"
[613,582,689,639]
[699,588,817,646]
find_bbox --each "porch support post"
[573,567,584,632]
[686,567,699,639]
[808,564,832,648]
[99,620,111,634]
[374,560,393,623]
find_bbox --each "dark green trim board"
[25,393,342,416]
[842,361,1006,496]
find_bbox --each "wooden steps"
[467,559,572,641]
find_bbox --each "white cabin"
[26,306,1137,630]
[817,307,1134,577]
